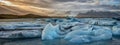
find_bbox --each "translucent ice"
[88,18,116,26]
[42,23,60,40]
[112,25,120,35]
[64,29,92,40]
[70,35,91,43]
[91,29,112,41]
[0,30,41,38]
[64,25,112,43]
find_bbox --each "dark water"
[0,37,120,45]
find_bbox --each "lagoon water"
[0,18,119,45]
[0,37,120,45]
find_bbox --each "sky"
[0,0,120,17]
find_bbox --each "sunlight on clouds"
[1,0,57,15]
[0,0,16,6]
[0,0,67,16]
[0,0,3,2]
[0,0,119,17]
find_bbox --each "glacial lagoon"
[0,18,120,45]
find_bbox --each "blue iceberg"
[41,23,60,40]
[88,19,116,26]
[91,29,112,41]
[70,35,91,43]
[64,25,112,43]
[64,29,92,40]
[112,25,120,36]
[0,30,41,38]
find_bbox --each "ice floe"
[0,30,41,38]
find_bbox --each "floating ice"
[93,26,112,30]
[112,25,120,36]
[91,29,112,41]
[71,24,92,31]
[0,25,17,29]
[0,30,41,38]
[64,25,112,43]
[42,23,60,40]
[116,21,120,25]
[64,29,92,40]
[22,30,41,38]
[45,18,63,23]
[88,18,116,26]
[70,35,91,43]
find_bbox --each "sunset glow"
[0,0,120,17]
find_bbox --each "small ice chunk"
[112,25,120,35]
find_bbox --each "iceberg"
[64,29,92,40]
[112,25,120,36]
[70,35,91,43]
[97,20,116,26]
[0,30,41,38]
[93,26,112,30]
[45,18,63,23]
[21,30,41,38]
[41,23,60,40]
[64,25,112,43]
[71,24,92,31]
[78,18,116,26]
[0,25,17,30]
[91,29,112,41]
[116,21,120,25]
[88,18,116,26]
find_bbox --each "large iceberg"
[64,25,112,43]
[91,29,112,41]
[64,29,92,40]
[41,23,60,40]
[69,35,91,43]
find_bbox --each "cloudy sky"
[0,0,119,17]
